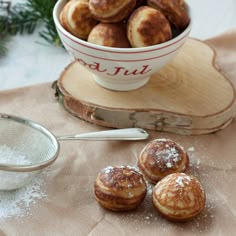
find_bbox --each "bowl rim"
[53,0,192,53]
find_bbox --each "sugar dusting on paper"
[114,145,218,233]
[0,173,48,220]
[0,144,49,221]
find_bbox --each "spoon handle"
[57,128,149,141]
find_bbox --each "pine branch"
[0,37,8,57]
[0,1,10,56]
[0,0,62,57]
[24,0,62,46]
[7,4,40,35]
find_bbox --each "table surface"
[1,0,236,91]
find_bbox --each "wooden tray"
[54,38,236,135]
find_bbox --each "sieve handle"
[57,128,149,141]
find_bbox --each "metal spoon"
[57,128,149,141]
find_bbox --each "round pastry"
[138,138,189,184]
[88,23,131,48]
[147,0,190,29]
[89,0,136,23]
[152,173,206,222]
[127,6,172,47]
[60,0,98,39]
[94,165,147,211]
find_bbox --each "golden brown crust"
[147,0,190,29]
[127,6,172,47]
[138,139,189,184]
[152,173,206,222]
[89,0,136,23]
[60,1,72,32]
[60,0,98,39]
[87,23,131,48]
[94,165,147,211]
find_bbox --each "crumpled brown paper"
[0,31,236,235]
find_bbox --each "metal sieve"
[0,113,149,190]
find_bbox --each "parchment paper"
[0,31,236,235]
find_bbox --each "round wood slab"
[55,38,236,135]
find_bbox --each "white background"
[0,0,236,91]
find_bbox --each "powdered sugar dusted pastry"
[94,165,147,211]
[138,139,189,184]
[147,0,190,29]
[87,23,131,48]
[89,0,136,23]
[127,6,172,47]
[152,173,206,222]
[60,0,98,39]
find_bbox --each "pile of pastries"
[60,0,190,48]
[94,138,206,222]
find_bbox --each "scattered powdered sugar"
[117,144,218,233]
[166,162,172,168]
[0,144,49,221]
[175,174,191,187]
[147,140,182,169]
[0,144,36,190]
[176,175,185,187]
[187,146,195,152]
[0,170,49,221]
[115,179,216,234]
[0,173,48,220]
[147,182,153,196]
[128,192,134,198]
[155,146,180,161]
[103,166,114,174]
[102,165,140,175]
[110,142,230,234]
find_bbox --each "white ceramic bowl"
[53,0,192,91]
